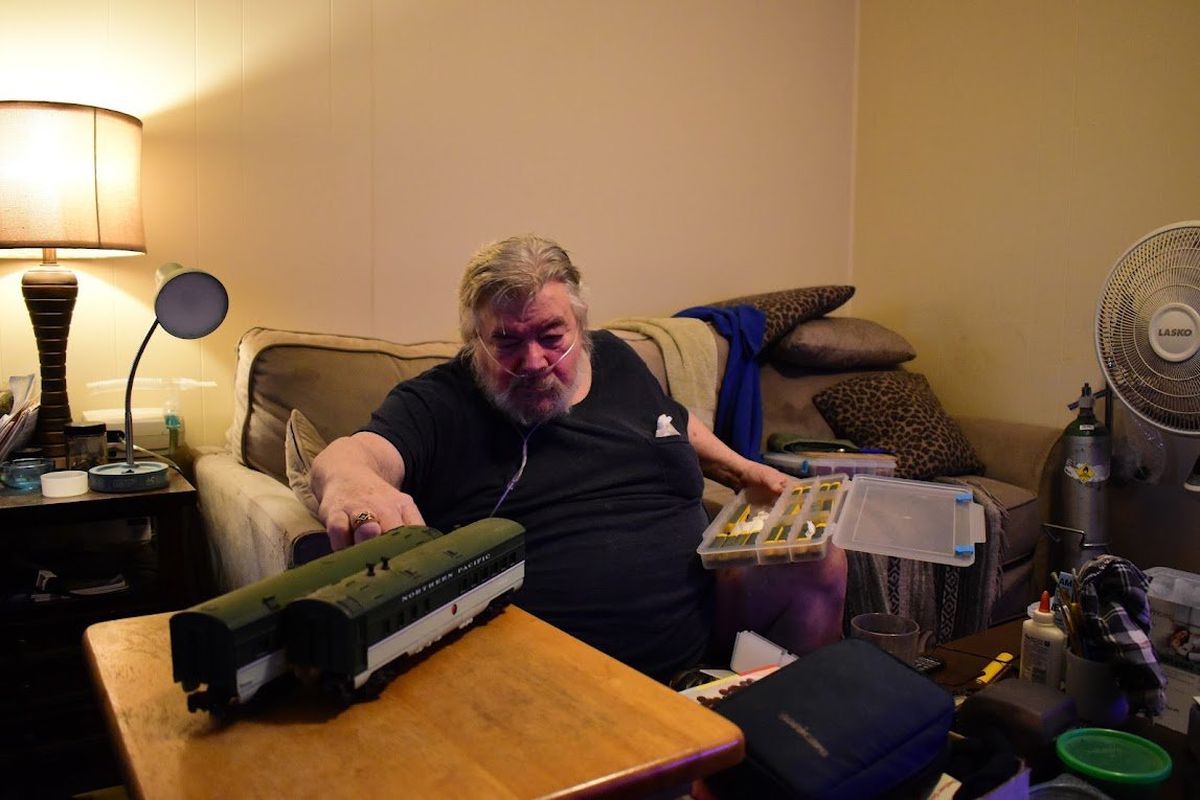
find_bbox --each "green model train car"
[284,517,525,698]
[169,524,444,712]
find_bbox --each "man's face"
[473,281,585,425]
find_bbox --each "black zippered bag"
[706,638,954,799]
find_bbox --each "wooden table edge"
[83,624,142,798]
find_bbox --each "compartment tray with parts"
[697,474,985,569]
[697,475,850,568]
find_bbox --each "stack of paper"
[0,374,39,462]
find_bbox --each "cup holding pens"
[1064,650,1129,727]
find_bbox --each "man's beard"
[472,354,582,427]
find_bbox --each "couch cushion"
[230,327,459,483]
[968,475,1041,568]
[813,372,984,480]
[759,365,903,447]
[285,408,327,516]
[707,285,855,348]
[771,317,916,370]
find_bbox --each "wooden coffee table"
[85,607,744,798]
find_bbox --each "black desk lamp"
[88,263,228,492]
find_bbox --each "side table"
[0,469,203,798]
[932,620,1197,799]
[0,469,202,607]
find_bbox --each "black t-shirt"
[363,330,713,680]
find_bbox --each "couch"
[195,310,1062,640]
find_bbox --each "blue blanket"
[673,305,766,460]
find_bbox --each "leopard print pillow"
[812,372,983,480]
[708,285,855,348]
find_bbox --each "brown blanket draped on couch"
[842,476,1009,645]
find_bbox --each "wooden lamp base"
[21,263,77,461]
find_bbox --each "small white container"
[40,470,89,497]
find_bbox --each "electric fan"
[1096,221,1200,492]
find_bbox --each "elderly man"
[311,234,846,681]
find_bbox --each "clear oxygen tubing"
[477,332,578,379]
[489,422,543,518]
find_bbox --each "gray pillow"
[772,317,916,369]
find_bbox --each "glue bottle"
[1019,590,1066,689]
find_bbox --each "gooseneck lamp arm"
[123,319,161,470]
[88,263,228,493]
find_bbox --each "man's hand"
[319,477,426,550]
[735,460,791,502]
[311,432,426,550]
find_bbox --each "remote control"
[913,653,946,674]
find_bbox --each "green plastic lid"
[1056,728,1172,785]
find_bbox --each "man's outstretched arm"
[686,413,788,498]
[310,431,426,549]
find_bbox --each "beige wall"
[0,0,858,449]
[853,0,1200,571]
[853,0,1200,428]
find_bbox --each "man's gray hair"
[458,234,590,355]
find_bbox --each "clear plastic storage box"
[833,476,983,567]
[1145,566,1200,732]
[763,451,897,479]
[698,474,984,569]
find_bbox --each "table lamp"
[0,100,145,460]
[88,263,228,492]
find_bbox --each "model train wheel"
[320,674,354,707]
[478,590,516,622]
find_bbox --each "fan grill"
[1097,224,1200,435]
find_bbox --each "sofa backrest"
[229,325,730,485]
[230,328,460,483]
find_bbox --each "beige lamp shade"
[0,100,145,254]
[0,101,145,460]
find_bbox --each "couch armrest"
[702,478,736,520]
[955,416,1062,497]
[194,449,325,593]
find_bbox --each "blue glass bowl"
[0,457,56,491]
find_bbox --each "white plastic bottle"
[1019,590,1066,688]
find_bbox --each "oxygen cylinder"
[1059,383,1111,570]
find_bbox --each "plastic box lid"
[830,475,984,567]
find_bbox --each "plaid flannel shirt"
[1077,555,1167,715]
